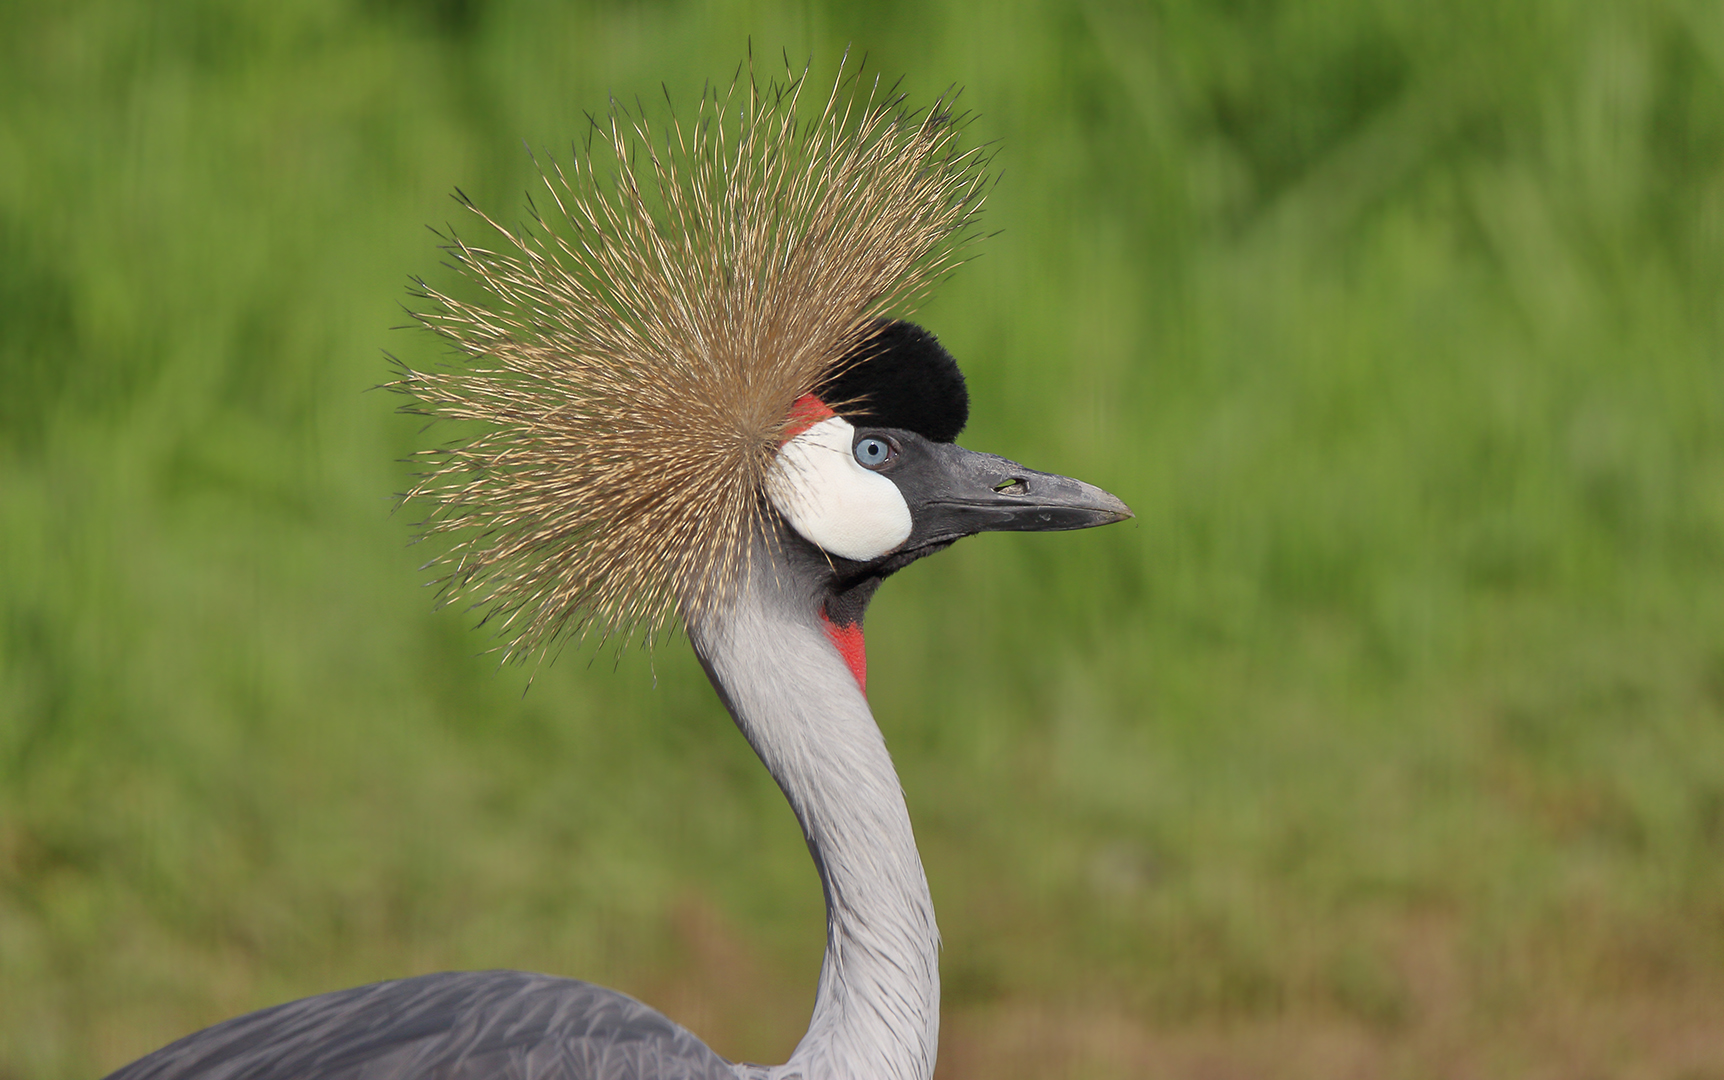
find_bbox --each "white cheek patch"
[767,416,912,561]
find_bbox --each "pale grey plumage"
[105,521,943,1080]
[105,971,735,1080]
[687,524,941,1080]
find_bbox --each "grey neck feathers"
[687,534,940,1080]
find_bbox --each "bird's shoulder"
[104,969,741,1080]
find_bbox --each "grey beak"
[899,441,1133,549]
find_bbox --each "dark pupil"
[857,438,887,466]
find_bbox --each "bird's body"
[105,59,1128,1080]
[104,972,733,1080]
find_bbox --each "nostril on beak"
[993,478,1029,496]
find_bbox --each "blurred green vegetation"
[5,1,1724,1077]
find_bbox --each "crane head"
[768,319,1130,578]
[764,320,1130,689]
[396,60,1122,667]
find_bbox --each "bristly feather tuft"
[392,55,990,661]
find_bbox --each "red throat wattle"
[788,393,866,692]
[820,611,867,694]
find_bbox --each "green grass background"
[5,1,1724,1077]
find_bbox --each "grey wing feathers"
[104,970,739,1080]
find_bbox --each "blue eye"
[853,435,894,469]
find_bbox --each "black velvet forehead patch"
[819,320,970,443]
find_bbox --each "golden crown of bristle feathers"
[394,56,990,658]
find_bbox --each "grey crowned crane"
[107,60,1130,1080]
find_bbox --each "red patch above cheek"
[782,394,837,443]
[819,610,867,694]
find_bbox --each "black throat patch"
[819,320,969,443]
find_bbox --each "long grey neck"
[687,537,939,1080]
